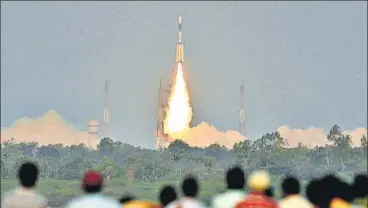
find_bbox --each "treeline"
[1,125,367,181]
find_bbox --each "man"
[64,170,121,208]
[351,174,368,208]
[278,176,313,208]
[306,179,325,208]
[159,185,178,208]
[235,170,277,208]
[1,162,48,208]
[211,166,246,208]
[321,174,353,208]
[168,175,207,208]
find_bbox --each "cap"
[247,170,271,192]
[83,170,103,186]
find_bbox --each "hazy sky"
[1,1,367,147]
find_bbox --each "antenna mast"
[103,78,110,138]
[239,79,246,136]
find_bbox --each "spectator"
[159,185,178,208]
[306,179,325,208]
[320,175,353,208]
[351,174,368,208]
[124,200,159,208]
[278,176,313,208]
[64,170,121,208]
[235,170,277,208]
[264,187,274,198]
[171,175,207,208]
[119,194,136,204]
[1,161,48,208]
[211,166,246,208]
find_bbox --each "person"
[169,175,207,208]
[306,179,325,208]
[278,176,313,208]
[211,166,246,208]
[159,185,178,208]
[1,162,48,208]
[124,200,159,208]
[351,174,368,208]
[235,170,277,208]
[64,170,121,208]
[119,194,136,205]
[321,174,353,208]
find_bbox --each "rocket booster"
[175,16,184,63]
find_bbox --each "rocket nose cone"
[178,16,182,24]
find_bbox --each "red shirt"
[235,192,278,208]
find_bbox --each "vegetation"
[1,125,366,207]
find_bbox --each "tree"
[361,135,367,149]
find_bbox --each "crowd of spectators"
[1,161,367,208]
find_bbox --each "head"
[281,176,300,197]
[352,174,368,199]
[119,194,136,204]
[306,179,324,207]
[265,187,274,198]
[181,175,199,198]
[226,166,245,190]
[319,174,354,205]
[18,162,39,188]
[82,170,103,194]
[159,185,177,206]
[247,170,271,193]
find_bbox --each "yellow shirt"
[124,200,159,208]
[330,198,351,208]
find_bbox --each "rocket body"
[175,16,184,63]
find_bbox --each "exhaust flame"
[164,63,193,139]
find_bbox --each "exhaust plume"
[1,110,97,148]
[278,125,367,148]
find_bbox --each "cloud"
[180,122,247,149]
[278,125,367,148]
[1,110,98,148]
[2,110,366,150]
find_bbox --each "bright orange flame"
[164,63,193,139]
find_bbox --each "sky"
[1,1,367,148]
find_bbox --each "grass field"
[1,179,227,207]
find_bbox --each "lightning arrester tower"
[239,79,246,136]
[156,78,167,150]
[103,78,110,138]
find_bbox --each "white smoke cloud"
[180,122,247,149]
[278,125,367,148]
[1,110,366,149]
[1,110,98,148]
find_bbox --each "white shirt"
[1,187,48,208]
[64,194,121,208]
[166,197,207,208]
[211,190,246,208]
[278,195,313,208]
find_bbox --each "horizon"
[1,1,367,148]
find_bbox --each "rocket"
[175,16,184,63]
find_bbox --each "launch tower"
[239,80,246,136]
[103,78,110,138]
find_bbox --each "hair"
[82,184,102,193]
[159,185,178,206]
[281,176,300,197]
[181,175,199,197]
[352,174,368,199]
[18,162,39,188]
[265,187,274,198]
[306,179,325,207]
[226,166,245,190]
[119,194,136,204]
[318,174,354,207]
